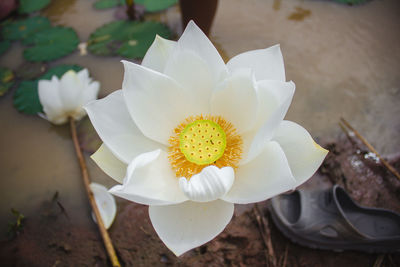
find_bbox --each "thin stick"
[253,204,277,267]
[69,118,121,267]
[340,118,400,181]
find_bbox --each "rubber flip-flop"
[269,185,400,253]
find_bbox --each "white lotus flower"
[38,69,100,125]
[86,21,328,256]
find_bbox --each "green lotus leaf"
[88,20,171,58]
[14,81,43,114]
[88,20,126,56]
[23,26,80,62]
[2,16,52,42]
[94,0,177,12]
[18,0,51,14]
[39,64,83,80]
[94,0,121,9]
[0,41,11,56]
[136,0,177,12]
[0,67,15,97]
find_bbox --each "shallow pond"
[0,0,399,242]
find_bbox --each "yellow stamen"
[169,115,243,178]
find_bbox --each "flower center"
[179,120,226,165]
[169,115,243,178]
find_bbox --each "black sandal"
[269,185,400,253]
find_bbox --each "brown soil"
[1,134,400,267]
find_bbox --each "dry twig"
[253,203,277,267]
[340,118,400,181]
[70,118,121,267]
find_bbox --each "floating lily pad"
[0,67,14,96]
[18,0,51,14]
[39,64,83,80]
[23,26,79,62]
[94,0,177,12]
[14,81,43,114]
[136,0,177,12]
[0,41,10,55]
[88,20,171,58]
[94,0,121,9]
[2,16,51,42]
[13,64,83,114]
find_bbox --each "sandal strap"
[292,187,368,240]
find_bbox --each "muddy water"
[0,0,399,235]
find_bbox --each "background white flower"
[86,21,328,256]
[38,69,100,124]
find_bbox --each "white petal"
[85,90,163,164]
[90,183,117,229]
[164,50,213,115]
[142,35,177,73]
[59,70,82,111]
[211,69,258,133]
[77,68,90,84]
[109,150,187,206]
[222,141,297,204]
[239,81,295,160]
[122,60,192,145]
[179,166,234,202]
[227,45,285,82]
[272,121,328,187]
[242,82,294,164]
[177,21,228,84]
[82,81,100,104]
[255,80,295,130]
[91,144,127,183]
[38,77,67,124]
[149,200,234,256]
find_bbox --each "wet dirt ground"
[1,0,400,266]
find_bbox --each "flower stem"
[69,117,121,267]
